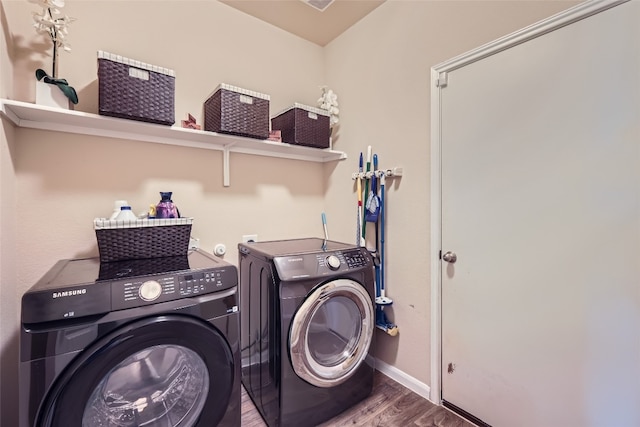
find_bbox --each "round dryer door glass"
[290,278,374,388]
[82,344,209,427]
[307,296,362,366]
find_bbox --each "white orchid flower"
[31,0,65,8]
[318,86,340,128]
[31,0,74,77]
[32,10,51,24]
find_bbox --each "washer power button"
[139,280,162,301]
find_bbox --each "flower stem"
[47,8,57,78]
[52,39,57,78]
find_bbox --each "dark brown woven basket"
[98,52,175,126]
[94,219,191,262]
[271,104,330,148]
[98,255,190,280]
[204,84,270,139]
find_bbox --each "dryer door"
[36,315,234,427]
[289,278,374,388]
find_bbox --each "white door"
[437,2,640,426]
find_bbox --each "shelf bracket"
[223,143,236,187]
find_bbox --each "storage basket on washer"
[203,83,270,139]
[97,51,176,125]
[94,217,193,262]
[270,103,331,148]
[98,256,190,280]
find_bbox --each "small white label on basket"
[239,94,254,105]
[129,67,150,81]
[308,111,318,120]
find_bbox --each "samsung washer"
[20,249,240,427]
[239,238,376,427]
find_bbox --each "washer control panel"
[111,266,237,310]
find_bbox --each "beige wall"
[1,0,18,425]
[0,0,576,425]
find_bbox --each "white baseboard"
[373,358,432,402]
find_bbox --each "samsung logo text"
[53,289,87,299]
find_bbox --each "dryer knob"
[139,280,162,301]
[326,255,341,270]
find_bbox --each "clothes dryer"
[239,238,375,427]
[20,249,240,427]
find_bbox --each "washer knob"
[326,255,341,270]
[139,280,162,301]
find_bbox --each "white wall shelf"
[0,99,347,186]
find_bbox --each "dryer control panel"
[274,248,372,281]
[342,250,369,268]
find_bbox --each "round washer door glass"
[289,278,374,388]
[35,315,235,427]
[82,344,208,426]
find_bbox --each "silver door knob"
[442,251,457,263]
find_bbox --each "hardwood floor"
[240,371,475,427]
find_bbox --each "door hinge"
[439,250,442,260]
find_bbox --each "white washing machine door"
[289,278,374,388]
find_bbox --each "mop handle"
[322,212,329,241]
[356,175,362,246]
[357,152,363,246]
[373,154,378,185]
[379,173,385,297]
[362,146,372,239]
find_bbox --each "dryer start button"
[326,255,341,270]
[139,280,163,301]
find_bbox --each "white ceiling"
[219,0,386,46]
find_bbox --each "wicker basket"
[97,51,175,125]
[94,217,193,262]
[271,103,330,148]
[204,83,270,139]
[98,256,190,280]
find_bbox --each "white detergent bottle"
[110,200,129,219]
[114,206,138,221]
